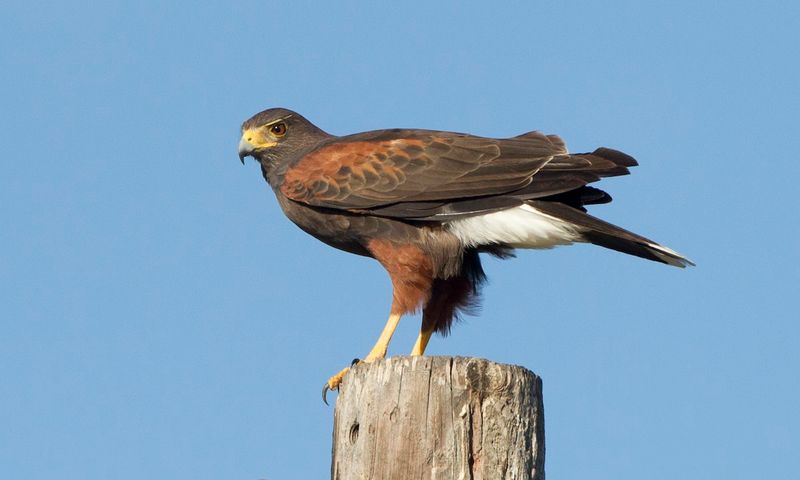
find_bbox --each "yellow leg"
[324,312,402,403]
[410,328,434,356]
[364,312,402,361]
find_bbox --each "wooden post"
[331,356,545,480]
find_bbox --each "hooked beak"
[238,136,255,164]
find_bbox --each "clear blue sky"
[2,2,798,479]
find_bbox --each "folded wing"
[280,129,636,221]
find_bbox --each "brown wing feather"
[280,129,564,209]
[373,147,638,221]
[508,147,638,199]
[281,129,638,222]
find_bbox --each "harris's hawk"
[237,108,692,402]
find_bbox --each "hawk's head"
[238,108,329,166]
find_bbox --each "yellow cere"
[241,127,278,149]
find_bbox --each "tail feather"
[581,229,694,267]
[530,200,694,268]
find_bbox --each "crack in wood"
[332,356,544,480]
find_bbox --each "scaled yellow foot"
[322,312,402,404]
[322,365,357,405]
[326,366,351,391]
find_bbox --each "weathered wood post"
[331,356,545,480]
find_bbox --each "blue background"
[2,1,798,479]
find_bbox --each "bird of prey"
[238,108,692,402]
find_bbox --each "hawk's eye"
[270,122,287,137]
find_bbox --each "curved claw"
[322,383,331,406]
[322,364,355,405]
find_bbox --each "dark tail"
[530,200,694,268]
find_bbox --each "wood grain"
[331,356,544,480]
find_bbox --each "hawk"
[237,108,692,402]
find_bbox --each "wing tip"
[591,147,639,167]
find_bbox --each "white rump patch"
[446,204,581,249]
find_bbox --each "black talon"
[323,361,360,405]
[322,384,331,406]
